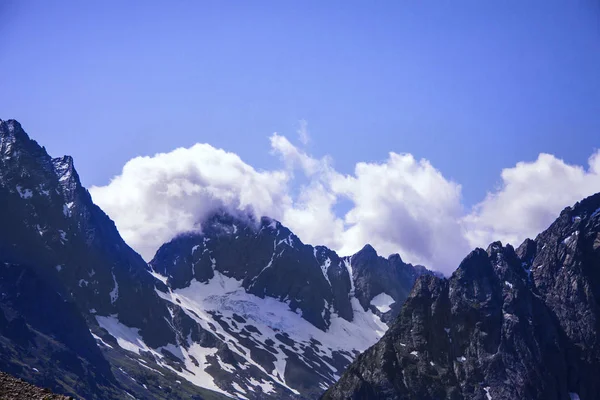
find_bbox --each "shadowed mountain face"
[323,193,600,400]
[0,119,176,345]
[0,119,432,399]
[0,120,231,399]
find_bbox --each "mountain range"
[0,119,431,399]
[1,118,600,400]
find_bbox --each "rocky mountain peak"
[387,253,404,264]
[52,155,79,188]
[0,119,27,141]
[324,192,600,400]
[516,237,537,265]
[354,243,378,259]
[147,207,435,397]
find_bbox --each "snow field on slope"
[155,267,388,395]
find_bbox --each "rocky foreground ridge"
[0,371,73,400]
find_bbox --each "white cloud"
[463,151,600,249]
[267,137,471,271]
[89,144,290,260]
[90,132,600,276]
[281,182,346,251]
[270,133,322,175]
[297,119,310,146]
[329,154,471,272]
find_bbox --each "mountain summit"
[147,208,433,398]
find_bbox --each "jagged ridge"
[146,209,432,398]
[323,193,600,400]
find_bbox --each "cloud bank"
[90,134,600,275]
[464,151,600,248]
[89,144,291,260]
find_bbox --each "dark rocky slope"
[323,193,600,400]
[0,119,174,347]
[0,119,231,399]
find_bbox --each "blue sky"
[2,1,600,271]
[3,1,599,206]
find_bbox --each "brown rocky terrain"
[0,371,73,400]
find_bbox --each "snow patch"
[247,377,275,394]
[456,356,466,363]
[320,257,332,286]
[155,270,388,395]
[90,331,114,349]
[563,231,579,245]
[569,393,580,400]
[484,386,492,400]
[344,258,355,294]
[149,269,168,285]
[16,185,33,199]
[232,382,247,396]
[370,293,395,313]
[96,316,150,354]
[110,272,119,304]
[63,202,74,217]
[217,356,236,373]
[97,315,229,396]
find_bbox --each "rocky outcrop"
[350,244,433,324]
[323,193,600,400]
[0,371,74,400]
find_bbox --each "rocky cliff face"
[0,119,230,399]
[0,119,175,346]
[323,193,600,400]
